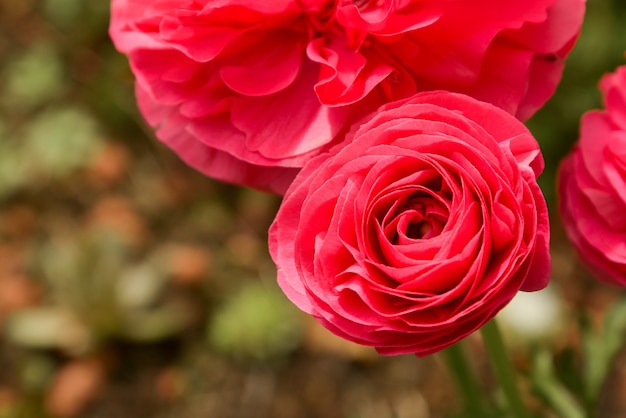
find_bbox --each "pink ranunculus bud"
[269,91,551,356]
[109,0,584,193]
[559,64,626,287]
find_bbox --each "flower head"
[559,64,626,286]
[110,0,584,193]
[269,91,551,356]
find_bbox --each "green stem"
[531,348,585,418]
[442,341,488,416]
[481,319,531,418]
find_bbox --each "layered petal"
[110,0,584,193]
[270,91,550,356]
[559,63,626,286]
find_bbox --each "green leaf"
[21,106,103,178]
[121,306,188,342]
[2,44,67,112]
[207,281,302,363]
[582,297,626,407]
[530,347,585,418]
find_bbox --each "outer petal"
[136,84,297,194]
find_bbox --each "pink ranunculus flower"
[559,64,626,287]
[110,0,585,194]
[269,91,551,356]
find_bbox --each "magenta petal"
[558,63,626,287]
[601,67,626,131]
[136,84,296,194]
[307,38,395,105]
[231,62,349,161]
[220,30,306,96]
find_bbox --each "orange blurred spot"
[167,244,211,286]
[45,357,107,418]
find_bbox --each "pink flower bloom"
[110,0,584,193]
[269,91,551,356]
[559,65,626,287]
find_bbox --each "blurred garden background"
[0,0,625,417]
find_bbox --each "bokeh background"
[0,1,625,417]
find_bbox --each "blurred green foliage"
[0,1,301,415]
[208,281,303,363]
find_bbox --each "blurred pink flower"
[110,0,585,193]
[559,64,626,287]
[269,91,551,356]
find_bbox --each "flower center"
[377,190,450,246]
[406,220,434,240]
[351,0,386,11]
